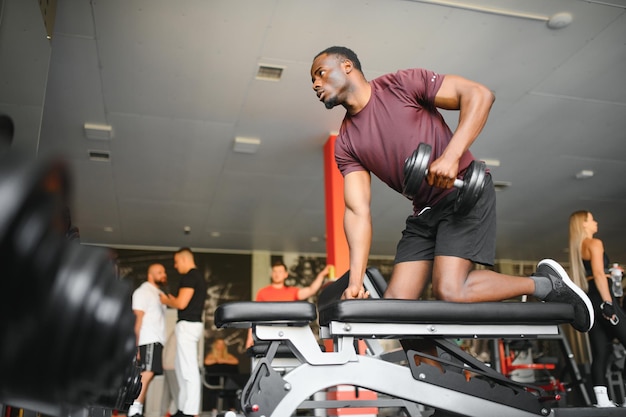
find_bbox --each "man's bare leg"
[384,260,432,300]
[128,370,154,417]
[431,256,534,302]
[384,261,441,368]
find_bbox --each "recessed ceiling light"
[210,231,221,238]
[233,137,260,154]
[575,169,594,179]
[103,226,113,232]
[84,123,113,140]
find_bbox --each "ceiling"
[1,0,625,265]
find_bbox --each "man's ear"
[343,59,353,74]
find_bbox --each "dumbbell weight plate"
[0,154,138,411]
[454,160,486,214]
[402,143,431,198]
[0,156,69,245]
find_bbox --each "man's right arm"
[429,74,495,188]
[160,287,194,310]
[342,170,372,299]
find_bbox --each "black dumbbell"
[402,143,487,214]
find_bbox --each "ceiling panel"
[108,113,234,202]
[535,13,626,104]
[0,0,50,106]
[94,0,277,121]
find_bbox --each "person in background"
[246,261,332,348]
[203,338,240,413]
[160,248,207,417]
[130,264,168,417]
[204,338,239,367]
[569,210,626,407]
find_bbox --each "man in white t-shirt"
[129,263,168,417]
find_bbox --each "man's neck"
[345,81,372,116]
[180,265,196,275]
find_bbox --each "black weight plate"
[454,160,486,214]
[454,161,475,213]
[403,143,431,198]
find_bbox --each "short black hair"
[315,46,362,72]
[175,247,194,257]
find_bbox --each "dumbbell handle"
[425,168,464,189]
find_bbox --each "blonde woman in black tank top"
[569,210,626,407]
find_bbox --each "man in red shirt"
[246,261,331,347]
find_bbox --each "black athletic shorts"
[394,173,496,266]
[138,342,164,374]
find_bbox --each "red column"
[324,135,377,416]
[324,134,349,278]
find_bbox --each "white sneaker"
[593,386,617,407]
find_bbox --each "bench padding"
[318,299,575,326]
[215,301,316,328]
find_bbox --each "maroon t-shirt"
[335,68,475,213]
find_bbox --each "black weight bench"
[214,269,619,417]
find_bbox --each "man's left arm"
[160,287,194,310]
[428,74,495,189]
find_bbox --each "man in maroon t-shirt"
[310,46,592,334]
